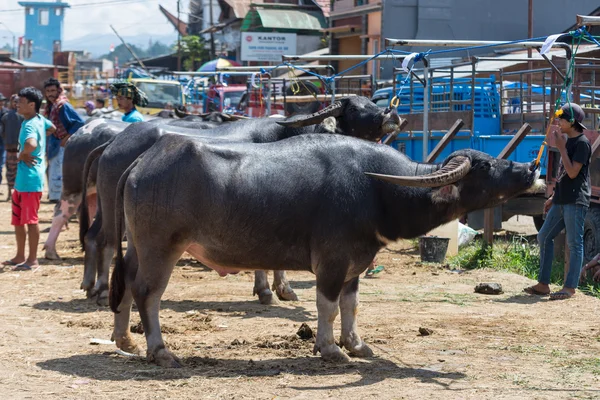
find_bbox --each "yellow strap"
[534,115,556,167]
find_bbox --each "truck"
[372,57,599,244]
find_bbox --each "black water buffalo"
[80,97,401,305]
[43,119,129,260]
[109,135,543,367]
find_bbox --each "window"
[39,9,49,26]
[26,7,33,15]
[55,8,61,16]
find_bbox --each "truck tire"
[583,207,600,264]
[285,82,321,116]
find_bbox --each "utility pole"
[177,0,182,70]
[527,0,533,113]
[110,25,148,72]
[0,22,16,58]
[209,0,215,59]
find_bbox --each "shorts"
[11,190,42,226]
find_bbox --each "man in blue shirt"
[2,87,55,271]
[110,82,147,123]
[43,78,85,203]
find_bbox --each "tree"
[99,43,146,63]
[179,35,209,71]
[146,41,172,58]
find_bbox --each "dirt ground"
[0,188,599,400]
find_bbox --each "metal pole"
[423,63,429,161]
[110,25,148,71]
[527,0,533,113]
[177,0,182,71]
[209,0,216,59]
[283,54,408,61]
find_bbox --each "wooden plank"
[425,119,464,163]
[398,111,473,131]
[497,123,532,159]
[591,135,600,160]
[381,119,409,146]
[485,123,532,246]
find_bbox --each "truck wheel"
[583,207,600,264]
[285,82,321,116]
[533,215,544,232]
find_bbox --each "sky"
[0,0,188,47]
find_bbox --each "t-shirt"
[122,107,144,123]
[553,133,591,207]
[15,114,52,193]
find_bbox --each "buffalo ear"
[431,185,459,203]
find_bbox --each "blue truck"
[372,74,549,230]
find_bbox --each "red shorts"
[11,190,42,226]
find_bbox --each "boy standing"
[524,103,591,300]
[2,87,55,271]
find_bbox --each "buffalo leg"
[133,246,185,368]
[112,234,141,355]
[81,216,103,295]
[339,277,373,358]
[43,194,80,260]
[253,271,275,305]
[86,193,97,225]
[313,264,349,362]
[93,244,115,306]
[272,270,298,301]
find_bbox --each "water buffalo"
[43,119,129,260]
[81,97,401,305]
[109,134,543,367]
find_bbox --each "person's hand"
[60,135,70,147]
[19,152,37,167]
[553,130,567,150]
[582,254,600,282]
[543,197,553,214]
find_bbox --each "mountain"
[63,32,178,58]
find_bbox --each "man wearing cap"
[109,82,147,123]
[43,78,85,203]
[524,102,591,300]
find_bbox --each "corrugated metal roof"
[430,45,600,78]
[255,8,327,31]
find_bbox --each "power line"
[0,0,159,13]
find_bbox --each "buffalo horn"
[276,98,349,128]
[364,156,471,187]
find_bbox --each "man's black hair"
[18,87,43,113]
[43,77,61,89]
[95,97,106,107]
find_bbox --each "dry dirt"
[0,191,599,399]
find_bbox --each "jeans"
[48,146,64,201]
[537,203,588,288]
[0,142,4,186]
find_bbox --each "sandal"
[549,291,573,301]
[523,286,550,296]
[12,264,37,272]
[2,260,20,266]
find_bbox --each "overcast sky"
[0,0,187,46]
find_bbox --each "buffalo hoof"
[43,247,61,261]
[273,284,299,302]
[113,333,141,355]
[344,341,374,358]
[257,288,278,305]
[149,348,182,368]
[96,291,109,307]
[316,344,350,363]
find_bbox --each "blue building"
[18,1,69,65]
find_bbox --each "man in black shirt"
[524,103,591,300]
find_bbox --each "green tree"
[179,35,209,71]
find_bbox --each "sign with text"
[241,32,297,62]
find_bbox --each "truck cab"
[129,78,185,115]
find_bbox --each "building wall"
[22,4,67,65]
[338,36,362,75]
[379,0,600,78]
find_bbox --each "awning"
[242,8,327,32]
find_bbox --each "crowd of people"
[0,79,147,270]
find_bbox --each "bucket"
[419,236,450,263]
